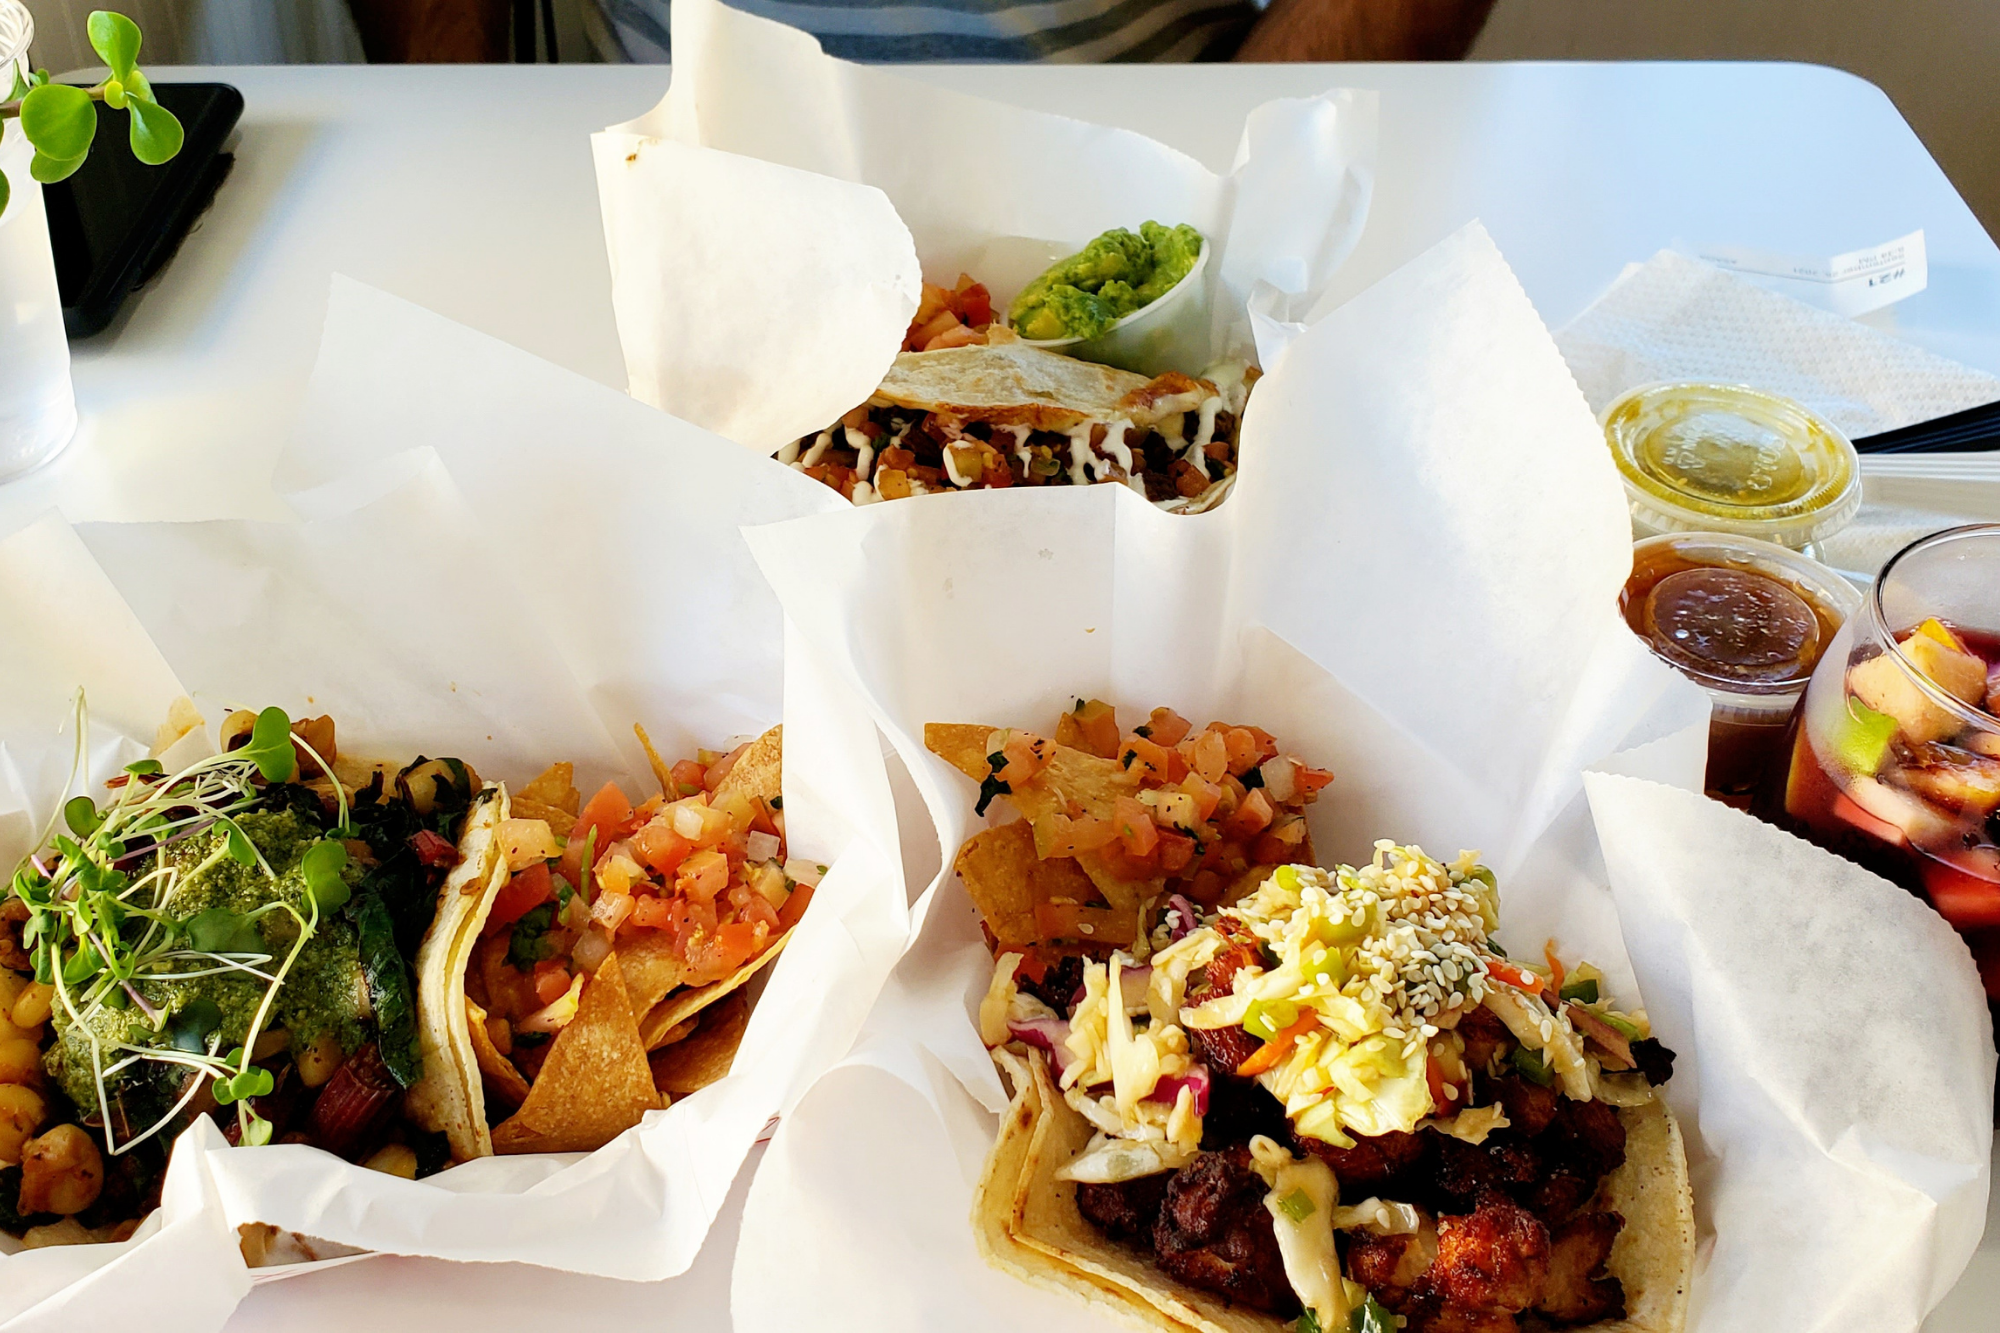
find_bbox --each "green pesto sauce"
[47,810,368,1111]
[1008,221,1204,343]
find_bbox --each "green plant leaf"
[86,11,142,85]
[63,795,101,837]
[0,167,9,220]
[240,1111,273,1146]
[302,839,351,912]
[221,819,257,867]
[28,149,84,184]
[19,83,95,163]
[124,759,163,777]
[101,78,125,111]
[186,906,263,955]
[169,997,223,1052]
[60,940,101,986]
[6,65,27,102]
[126,93,181,167]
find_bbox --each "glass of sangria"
[1785,524,2000,1000]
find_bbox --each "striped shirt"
[589,0,1260,63]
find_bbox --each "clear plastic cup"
[1621,532,1858,806]
[0,0,78,480]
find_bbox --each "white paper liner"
[727,225,1993,1333]
[0,281,912,1329]
[591,0,1376,450]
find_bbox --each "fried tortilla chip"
[713,725,783,807]
[647,991,750,1097]
[491,950,664,1155]
[872,340,1158,433]
[633,723,676,796]
[927,723,999,785]
[956,822,1102,949]
[618,930,690,1017]
[464,995,530,1107]
[405,786,509,1161]
[637,925,795,1048]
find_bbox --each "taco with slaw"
[932,700,1695,1333]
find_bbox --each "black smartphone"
[42,81,243,338]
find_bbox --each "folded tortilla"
[871,337,1211,434]
[975,1052,1694,1333]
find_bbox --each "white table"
[11,59,1990,1331]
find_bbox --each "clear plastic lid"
[1602,382,1862,550]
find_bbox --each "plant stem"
[0,86,109,119]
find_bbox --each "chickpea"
[12,981,54,1029]
[18,1123,103,1215]
[0,1084,47,1162]
[295,1030,342,1088]
[0,970,26,1010]
[220,708,258,751]
[251,1028,291,1062]
[361,1142,418,1179]
[0,1037,43,1086]
[0,1010,35,1043]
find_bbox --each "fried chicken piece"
[1348,1227,1438,1296]
[1430,1132,1541,1207]
[1426,1192,1550,1314]
[1537,1211,1626,1324]
[1399,1302,1521,1333]
[1295,1127,1427,1191]
[1076,1173,1170,1245]
[1455,1005,1513,1073]
[1152,1148,1300,1316]
[1196,920,1267,999]
[1539,1096,1626,1181]
[1189,1022,1262,1077]
[1488,1074,1560,1137]
[1517,1167,1598,1224]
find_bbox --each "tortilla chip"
[926,723,998,785]
[464,996,530,1107]
[517,762,580,815]
[873,340,1156,433]
[405,786,509,1161]
[618,930,690,1016]
[638,926,794,1047]
[648,991,750,1096]
[491,950,664,1155]
[956,822,1105,949]
[713,725,783,807]
[509,797,575,842]
[648,1016,698,1050]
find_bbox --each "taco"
[781,283,1253,512]
[411,725,815,1158]
[934,700,1695,1333]
[0,700,491,1248]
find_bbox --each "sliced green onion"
[1276,1188,1315,1222]
[1510,1046,1553,1087]
[1244,998,1299,1041]
[1558,977,1599,1004]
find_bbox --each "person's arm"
[1234,0,1494,61]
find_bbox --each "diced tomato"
[1041,813,1120,857]
[632,818,693,877]
[1056,700,1121,759]
[1120,735,1174,786]
[1156,829,1197,875]
[1296,766,1335,799]
[677,848,731,902]
[1221,788,1275,841]
[924,323,983,352]
[1251,827,1297,865]
[1144,708,1192,748]
[484,862,553,933]
[995,731,1050,787]
[592,891,635,931]
[1187,729,1229,783]
[727,879,783,931]
[1923,855,2000,929]
[1178,774,1223,823]
[628,892,678,931]
[409,828,460,869]
[777,880,815,931]
[1222,728,1267,775]
[576,781,640,848]
[952,276,993,327]
[669,759,707,797]
[1113,796,1159,857]
[532,962,572,1006]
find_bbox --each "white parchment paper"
[729,225,1993,1333]
[0,282,912,1330]
[591,0,1376,450]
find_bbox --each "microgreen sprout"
[12,692,352,1155]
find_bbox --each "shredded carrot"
[1485,957,1544,992]
[1235,1012,1317,1077]
[1543,940,1566,997]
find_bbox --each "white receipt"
[1691,230,1926,317]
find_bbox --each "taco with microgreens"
[416,724,815,1158]
[931,699,1695,1333]
[0,697,489,1250]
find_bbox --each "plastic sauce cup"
[1017,240,1212,378]
[1602,382,1862,555]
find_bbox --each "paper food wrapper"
[727,225,1994,1333]
[0,280,911,1331]
[592,0,1376,450]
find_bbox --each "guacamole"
[1009,221,1204,343]
[47,810,370,1113]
